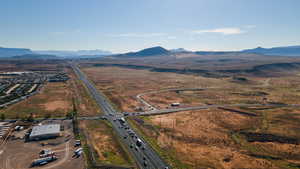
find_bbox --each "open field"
[67,68,101,116]
[132,107,300,169]
[79,120,133,166]
[82,65,300,111]
[0,81,73,119]
[82,65,300,168]
[82,66,229,112]
[0,60,65,72]
[80,53,300,78]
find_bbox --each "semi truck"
[30,156,57,167]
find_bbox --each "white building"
[29,124,61,141]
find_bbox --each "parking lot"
[0,120,84,169]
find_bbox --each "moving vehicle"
[30,156,57,167]
[74,147,83,155]
[39,151,55,158]
[136,138,143,147]
[74,140,81,147]
[118,117,126,125]
[73,147,83,158]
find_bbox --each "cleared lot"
[0,82,73,119]
[82,65,300,169]
[79,120,133,166]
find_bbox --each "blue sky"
[0,0,299,53]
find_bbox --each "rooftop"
[30,124,60,138]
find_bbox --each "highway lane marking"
[71,63,168,168]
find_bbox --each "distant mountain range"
[10,54,60,60]
[0,47,33,57]
[113,45,300,58]
[170,48,190,53]
[34,49,112,57]
[0,47,112,58]
[196,46,300,56]
[1,45,300,59]
[241,46,300,56]
[114,46,170,57]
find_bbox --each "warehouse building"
[29,124,61,141]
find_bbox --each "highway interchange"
[1,63,296,168]
[71,63,169,169]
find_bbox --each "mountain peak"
[0,47,33,57]
[115,46,170,58]
[242,45,300,56]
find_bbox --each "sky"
[0,0,300,53]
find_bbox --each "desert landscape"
[1,1,300,169]
[80,63,300,169]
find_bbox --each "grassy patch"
[0,82,73,118]
[81,120,133,166]
[71,70,102,116]
[127,117,192,169]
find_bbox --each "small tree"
[0,114,5,121]
[44,113,51,119]
[66,111,74,119]
[27,113,34,122]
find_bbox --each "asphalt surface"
[70,63,169,169]
[129,103,297,116]
[136,88,207,111]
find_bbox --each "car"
[123,136,127,139]
[39,149,51,155]
[74,140,81,147]
[134,146,139,151]
[143,161,147,167]
[130,144,133,148]
[143,156,146,160]
[39,151,55,158]
[74,148,83,155]
[136,138,143,147]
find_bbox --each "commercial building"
[29,124,61,141]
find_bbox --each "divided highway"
[70,63,169,169]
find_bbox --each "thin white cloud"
[51,29,81,35]
[167,36,177,39]
[244,25,256,29]
[192,27,245,35]
[109,33,166,38]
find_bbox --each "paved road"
[129,103,298,116]
[136,93,157,111]
[2,103,299,122]
[70,63,169,169]
[136,87,207,111]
